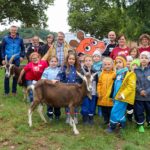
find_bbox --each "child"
[126,59,141,122]
[106,55,136,132]
[97,57,116,125]
[57,53,81,124]
[92,50,103,116]
[18,52,48,102]
[129,47,139,59]
[41,56,61,120]
[134,51,150,132]
[78,52,85,67]
[126,56,133,70]
[92,50,103,76]
[81,55,98,125]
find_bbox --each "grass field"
[0,69,150,150]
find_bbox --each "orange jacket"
[97,70,116,107]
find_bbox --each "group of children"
[18,46,150,133]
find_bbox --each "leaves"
[0,0,54,28]
[68,0,150,40]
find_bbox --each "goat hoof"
[74,130,79,135]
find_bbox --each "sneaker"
[55,116,60,121]
[89,116,94,125]
[12,93,17,96]
[82,115,89,125]
[139,125,145,133]
[105,127,114,133]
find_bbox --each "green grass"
[0,69,150,150]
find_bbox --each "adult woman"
[110,34,130,60]
[41,34,55,56]
[138,34,150,53]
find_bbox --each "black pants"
[127,104,134,121]
[134,101,150,125]
[101,106,112,123]
[47,105,61,118]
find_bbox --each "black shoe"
[89,116,94,125]
[55,116,60,121]
[82,115,89,125]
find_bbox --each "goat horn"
[81,66,87,75]
[5,55,8,64]
[9,54,18,64]
[76,71,84,80]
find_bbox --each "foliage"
[68,0,150,40]
[0,28,57,41]
[0,69,150,149]
[0,0,54,28]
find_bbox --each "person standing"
[138,34,150,53]
[1,25,25,96]
[42,31,70,66]
[26,36,43,61]
[103,31,117,57]
[110,34,130,60]
[41,34,55,56]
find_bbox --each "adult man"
[103,31,117,57]
[42,31,70,66]
[1,25,25,95]
[26,36,43,61]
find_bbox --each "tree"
[68,0,150,40]
[0,0,54,28]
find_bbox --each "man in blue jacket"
[1,25,25,95]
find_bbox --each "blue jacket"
[57,65,82,84]
[1,33,25,61]
[92,61,102,76]
[134,66,150,101]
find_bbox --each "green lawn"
[0,69,150,150]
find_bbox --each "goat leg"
[69,117,79,135]
[37,104,47,123]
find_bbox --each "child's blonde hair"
[84,54,93,62]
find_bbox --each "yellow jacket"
[97,70,116,107]
[42,41,70,62]
[114,71,136,105]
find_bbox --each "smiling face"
[118,36,126,47]
[31,54,40,64]
[108,31,116,42]
[103,60,113,71]
[140,55,149,67]
[49,57,58,68]
[93,55,101,62]
[115,58,124,70]
[84,56,93,68]
[68,54,76,66]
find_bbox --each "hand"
[51,80,59,84]
[20,57,24,62]
[2,60,6,65]
[140,90,147,97]
[18,78,22,84]
[118,95,122,100]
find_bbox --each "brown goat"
[0,55,27,98]
[28,71,96,135]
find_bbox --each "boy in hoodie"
[134,51,150,132]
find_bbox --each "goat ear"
[76,71,84,80]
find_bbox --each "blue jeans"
[4,59,20,94]
[26,80,33,102]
